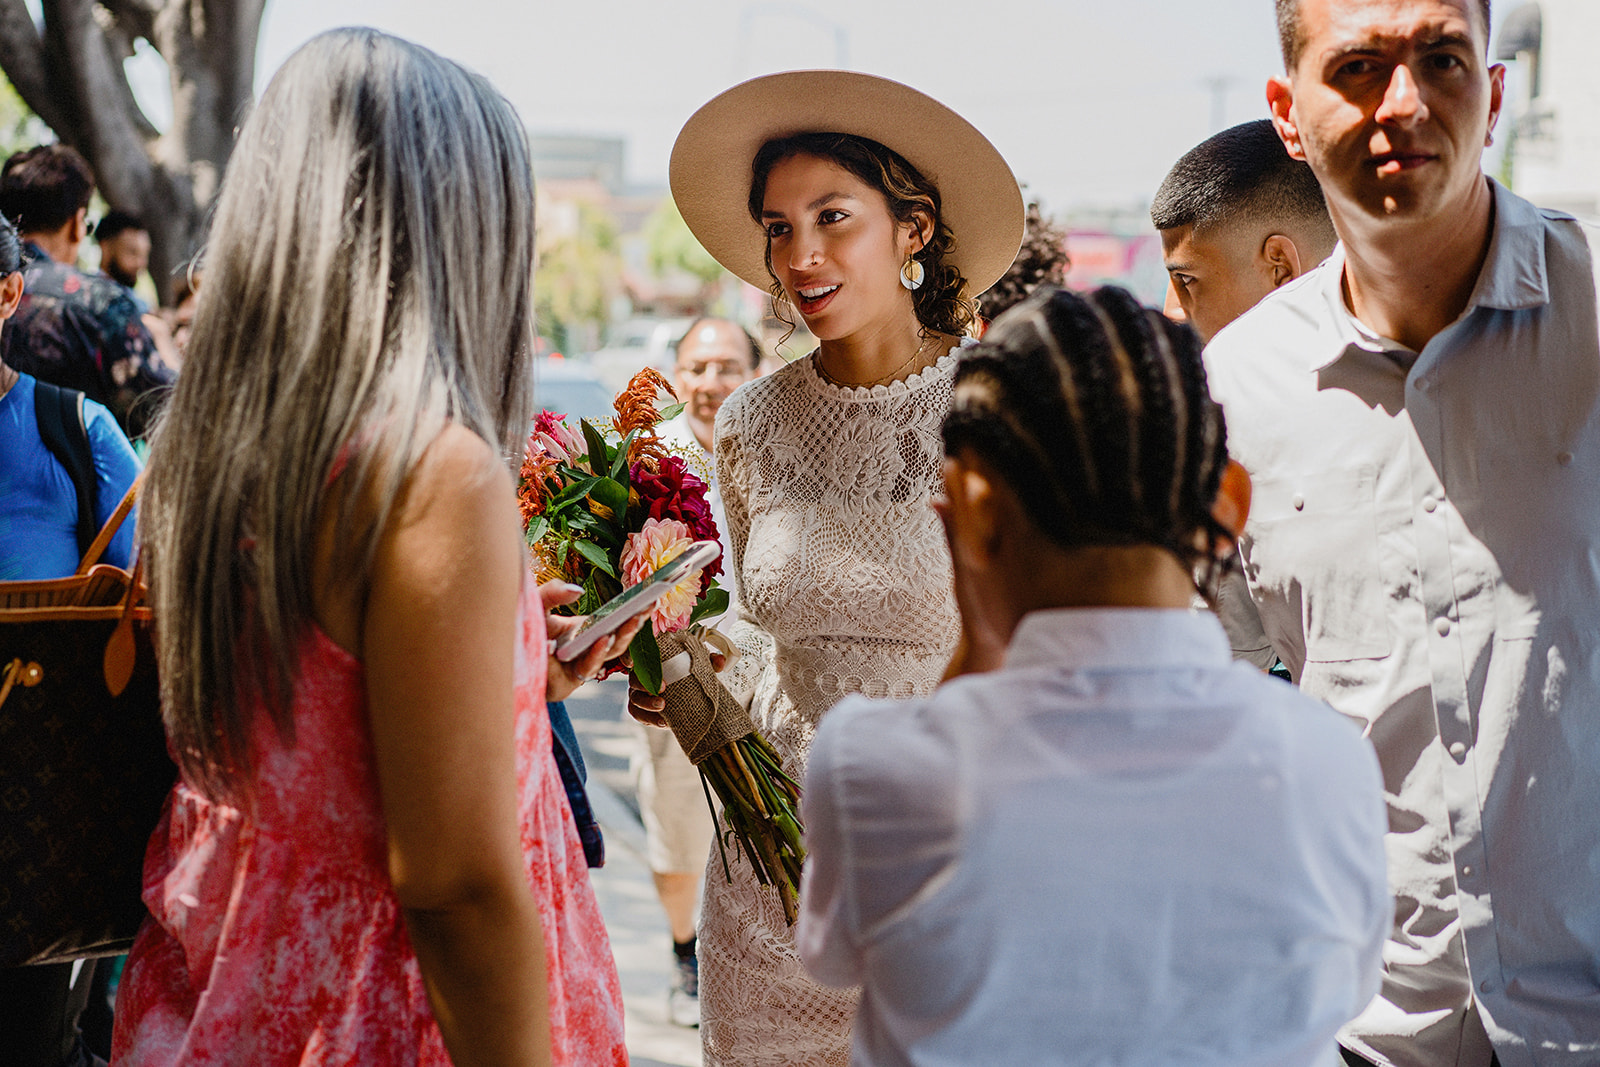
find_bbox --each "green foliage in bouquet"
[519,369,728,693]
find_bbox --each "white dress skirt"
[701,349,962,1066]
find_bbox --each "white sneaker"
[668,951,700,1028]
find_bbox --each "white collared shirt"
[798,608,1388,1067]
[1204,180,1600,1067]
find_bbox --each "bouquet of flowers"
[519,369,806,922]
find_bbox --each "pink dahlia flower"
[620,517,701,633]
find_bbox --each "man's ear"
[1211,459,1252,552]
[1260,234,1304,288]
[72,207,88,245]
[1486,62,1506,146]
[943,451,1001,564]
[1266,77,1306,161]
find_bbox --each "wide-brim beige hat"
[670,70,1024,297]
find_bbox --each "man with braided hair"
[797,285,1389,1067]
[1205,0,1600,1064]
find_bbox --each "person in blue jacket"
[0,202,140,1066]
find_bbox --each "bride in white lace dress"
[650,71,1022,1066]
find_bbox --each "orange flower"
[518,447,560,522]
[614,368,677,467]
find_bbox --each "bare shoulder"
[379,424,522,606]
[397,424,514,521]
[314,424,518,654]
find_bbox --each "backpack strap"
[33,378,99,558]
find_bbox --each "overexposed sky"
[253,0,1298,214]
[111,0,1521,216]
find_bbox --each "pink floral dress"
[111,584,626,1065]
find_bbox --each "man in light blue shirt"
[1205,1,1600,1064]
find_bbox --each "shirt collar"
[1311,179,1551,372]
[1468,178,1551,312]
[1003,608,1232,674]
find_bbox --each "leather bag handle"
[102,552,147,698]
[76,473,142,576]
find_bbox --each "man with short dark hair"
[1153,119,1336,343]
[0,145,170,441]
[1205,1,1600,1065]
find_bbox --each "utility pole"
[735,4,851,81]
[1203,76,1236,133]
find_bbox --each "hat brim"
[670,70,1024,299]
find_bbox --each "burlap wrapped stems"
[655,627,805,923]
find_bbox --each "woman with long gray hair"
[112,29,630,1066]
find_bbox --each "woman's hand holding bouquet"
[520,369,806,922]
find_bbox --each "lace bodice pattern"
[700,349,961,1066]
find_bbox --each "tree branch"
[200,0,264,146]
[0,0,79,140]
[97,0,156,46]
[96,13,160,144]
[51,0,154,208]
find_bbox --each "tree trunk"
[0,0,263,304]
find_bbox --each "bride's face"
[759,152,921,342]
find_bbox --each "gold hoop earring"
[900,257,925,291]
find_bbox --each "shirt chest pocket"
[1243,466,1393,662]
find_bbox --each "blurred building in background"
[1061,207,1167,306]
[1496,0,1600,219]
[528,133,788,375]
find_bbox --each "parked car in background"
[585,316,693,392]
[532,357,614,424]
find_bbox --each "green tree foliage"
[643,197,724,287]
[0,70,45,157]
[536,199,622,355]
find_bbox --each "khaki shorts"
[632,717,717,875]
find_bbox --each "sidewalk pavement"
[566,677,703,1067]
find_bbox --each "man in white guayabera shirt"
[1204,0,1600,1065]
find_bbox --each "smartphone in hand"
[552,540,721,663]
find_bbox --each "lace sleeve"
[713,386,774,710]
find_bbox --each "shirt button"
[1449,741,1466,758]
[1558,451,1574,466]
[1436,618,1451,636]
[1423,497,1438,513]
[1292,493,1305,511]
[1461,865,1474,877]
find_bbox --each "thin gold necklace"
[816,336,938,389]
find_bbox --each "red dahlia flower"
[630,456,723,584]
